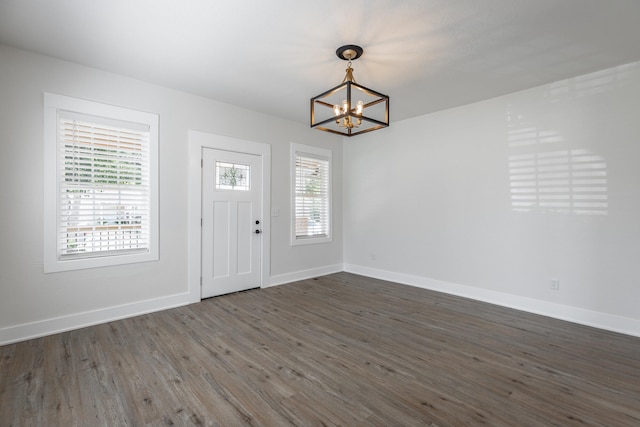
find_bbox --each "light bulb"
[342,99,349,113]
[333,105,341,116]
[356,100,363,115]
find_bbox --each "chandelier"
[311,45,390,137]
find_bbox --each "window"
[291,143,332,245]
[44,93,159,272]
[216,161,250,191]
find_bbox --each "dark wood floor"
[2,273,640,426]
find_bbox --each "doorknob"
[255,220,260,225]
[255,229,261,234]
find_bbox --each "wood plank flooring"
[1,272,640,426]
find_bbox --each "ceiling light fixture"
[311,45,389,137]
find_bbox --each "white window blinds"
[294,153,329,239]
[57,111,151,259]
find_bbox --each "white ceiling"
[1,0,640,125]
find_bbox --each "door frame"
[187,130,271,302]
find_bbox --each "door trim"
[188,130,271,302]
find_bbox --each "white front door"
[201,148,262,298]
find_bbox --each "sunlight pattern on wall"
[509,149,607,215]
[503,64,639,216]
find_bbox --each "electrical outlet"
[550,278,560,290]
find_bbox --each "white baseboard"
[267,264,344,288]
[1,263,342,346]
[0,292,194,346]
[344,264,640,338]
[5,264,637,345]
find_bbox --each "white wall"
[344,62,640,336]
[3,41,638,343]
[0,44,342,344]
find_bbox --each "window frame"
[290,143,332,246]
[43,93,159,273]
